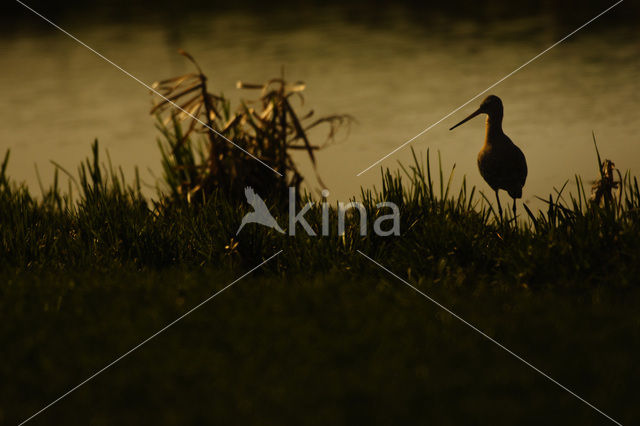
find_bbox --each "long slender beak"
[449,108,482,131]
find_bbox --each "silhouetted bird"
[450,95,527,218]
[236,187,285,235]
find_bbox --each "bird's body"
[477,125,527,200]
[450,95,527,217]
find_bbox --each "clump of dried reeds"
[151,50,353,205]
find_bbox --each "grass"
[2,269,639,425]
[151,51,352,203]
[2,75,640,423]
[1,138,639,424]
[1,136,639,288]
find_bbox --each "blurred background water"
[0,0,638,207]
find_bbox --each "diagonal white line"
[15,0,283,177]
[357,250,623,426]
[356,0,624,176]
[18,250,283,426]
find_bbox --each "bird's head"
[449,95,503,130]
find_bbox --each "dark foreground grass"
[2,270,639,425]
[1,142,640,424]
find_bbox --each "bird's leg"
[495,190,503,220]
[512,198,517,218]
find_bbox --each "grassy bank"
[1,140,640,288]
[2,138,640,424]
